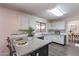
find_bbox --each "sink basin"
[37,36,44,40]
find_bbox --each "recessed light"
[48,7,64,16]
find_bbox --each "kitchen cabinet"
[47,35,65,45]
[47,21,65,30]
[30,45,48,56]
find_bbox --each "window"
[36,22,46,32]
[36,22,41,32]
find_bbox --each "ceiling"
[0,3,79,20]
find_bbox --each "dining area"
[68,32,79,43]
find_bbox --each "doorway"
[68,20,79,44]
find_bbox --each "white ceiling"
[0,3,79,20]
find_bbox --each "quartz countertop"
[13,36,52,56]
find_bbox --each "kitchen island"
[13,36,53,56]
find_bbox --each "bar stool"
[6,37,17,56]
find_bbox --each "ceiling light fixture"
[48,7,64,16]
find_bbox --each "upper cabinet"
[47,21,66,30]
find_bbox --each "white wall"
[0,7,47,55]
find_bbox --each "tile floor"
[49,43,79,56]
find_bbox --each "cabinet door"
[48,21,65,30]
[30,45,48,56]
[51,35,64,44]
[52,35,59,42]
[38,45,48,56]
[58,36,64,44]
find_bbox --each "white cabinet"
[48,35,64,44]
[52,35,64,44]
[48,21,65,30]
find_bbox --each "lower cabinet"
[48,35,65,45]
[30,45,48,56]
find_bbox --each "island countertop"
[13,37,52,56]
